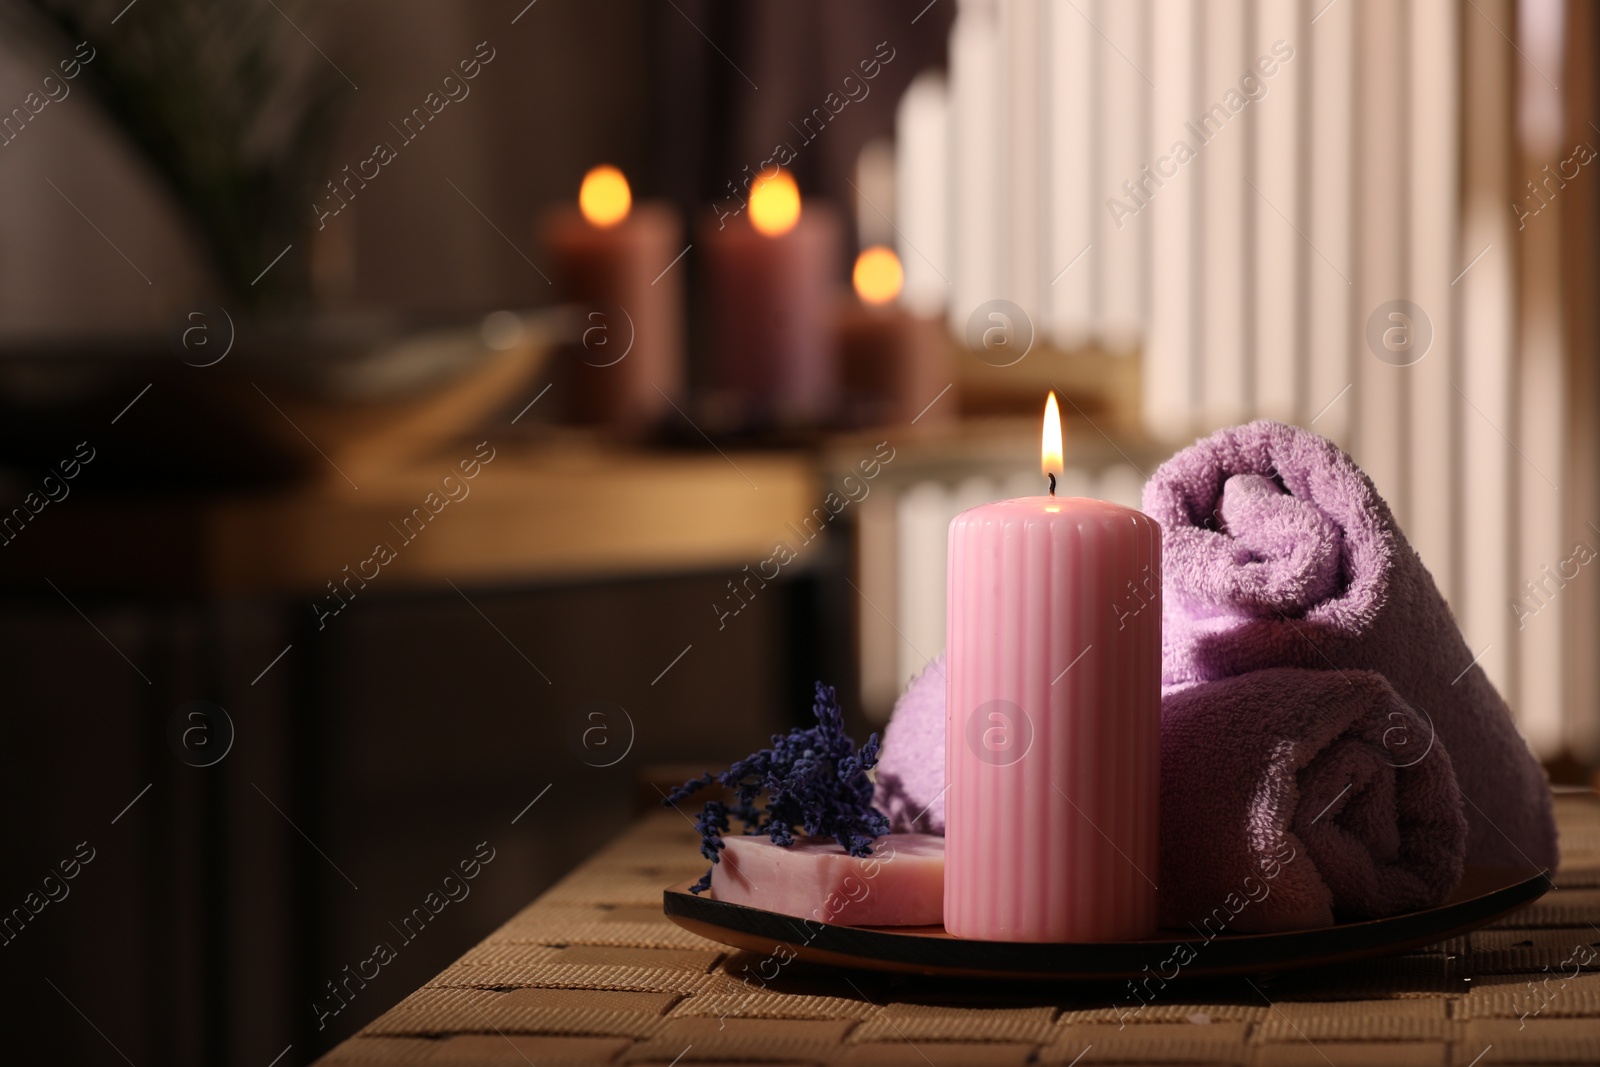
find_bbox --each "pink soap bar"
[710,833,944,927]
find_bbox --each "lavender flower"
[664,682,890,893]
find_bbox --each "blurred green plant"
[15,0,348,309]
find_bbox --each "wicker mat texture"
[317,790,1600,1066]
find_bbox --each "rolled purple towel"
[1143,419,1557,873]
[1161,668,1467,931]
[873,657,1466,928]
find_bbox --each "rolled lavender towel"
[1162,668,1466,931]
[873,657,1465,928]
[1143,420,1557,873]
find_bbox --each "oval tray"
[663,866,1552,979]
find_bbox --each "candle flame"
[1041,391,1064,482]
[749,169,801,237]
[853,246,904,305]
[579,165,631,227]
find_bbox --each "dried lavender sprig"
[664,682,889,894]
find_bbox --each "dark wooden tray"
[663,867,1551,979]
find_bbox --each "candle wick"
[1048,473,1056,497]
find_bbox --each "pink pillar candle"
[944,485,1161,941]
[698,173,842,426]
[541,198,685,429]
[835,301,951,428]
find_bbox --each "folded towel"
[873,657,1466,928]
[874,655,948,835]
[1143,420,1557,874]
[1161,668,1467,931]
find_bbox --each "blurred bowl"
[0,310,555,487]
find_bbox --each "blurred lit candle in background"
[541,164,684,428]
[700,169,841,427]
[944,393,1161,941]
[836,245,951,427]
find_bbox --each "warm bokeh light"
[853,246,904,305]
[1041,391,1064,480]
[579,164,631,227]
[749,169,801,237]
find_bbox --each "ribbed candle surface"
[945,496,1161,941]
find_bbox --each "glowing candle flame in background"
[749,169,801,237]
[852,246,904,305]
[1042,391,1063,482]
[579,164,632,227]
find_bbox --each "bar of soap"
[710,833,944,927]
